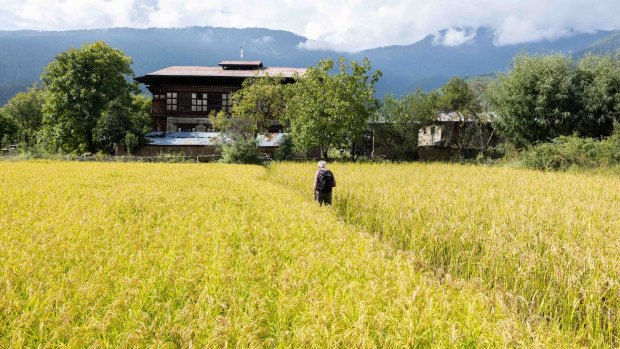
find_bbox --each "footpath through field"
[268,162,620,347]
[0,161,578,347]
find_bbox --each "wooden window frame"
[191,93,209,112]
[166,92,177,111]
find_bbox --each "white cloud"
[433,28,477,47]
[0,0,620,51]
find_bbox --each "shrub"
[520,132,620,171]
[220,138,264,164]
[274,134,294,161]
[123,132,139,155]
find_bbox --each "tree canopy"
[488,53,620,147]
[283,58,381,160]
[40,41,138,153]
[0,85,45,147]
[212,76,286,140]
[0,111,18,148]
[437,77,481,117]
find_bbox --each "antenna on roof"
[240,45,244,61]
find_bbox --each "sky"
[0,0,619,52]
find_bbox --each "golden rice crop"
[269,162,620,346]
[0,161,575,347]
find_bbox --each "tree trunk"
[86,128,96,153]
[350,143,358,162]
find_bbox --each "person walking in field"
[314,161,336,206]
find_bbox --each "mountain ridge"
[0,26,619,105]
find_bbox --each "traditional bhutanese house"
[134,60,306,156]
[418,112,499,161]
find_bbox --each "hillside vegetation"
[582,32,620,55]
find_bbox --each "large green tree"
[488,54,574,148]
[573,53,620,138]
[283,58,381,160]
[487,53,620,147]
[40,41,138,153]
[0,85,45,147]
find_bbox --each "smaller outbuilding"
[418,112,499,160]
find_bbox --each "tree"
[437,77,486,157]
[123,132,139,155]
[0,85,45,147]
[93,100,133,154]
[488,53,620,148]
[93,95,152,155]
[41,41,138,153]
[274,134,294,160]
[572,53,620,138]
[487,54,577,147]
[212,76,286,140]
[0,111,18,148]
[130,94,153,139]
[211,76,287,164]
[372,90,438,160]
[283,58,381,160]
[467,75,495,112]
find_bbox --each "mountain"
[579,31,620,55]
[0,26,618,105]
[357,28,614,94]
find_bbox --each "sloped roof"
[136,66,306,80]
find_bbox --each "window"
[177,125,196,132]
[178,93,192,111]
[166,92,177,111]
[191,93,209,112]
[222,94,232,110]
[153,94,165,100]
[267,125,283,133]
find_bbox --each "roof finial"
[240,45,244,60]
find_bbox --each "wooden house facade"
[134,61,306,156]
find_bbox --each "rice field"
[269,162,620,346]
[1,161,618,347]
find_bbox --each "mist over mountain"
[0,26,619,104]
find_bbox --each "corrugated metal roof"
[139,66,306,79]
[146,132,222,146]
[256,133,285,147]
[146,132,285,147]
